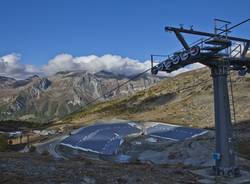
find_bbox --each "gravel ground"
[0,152,198,184]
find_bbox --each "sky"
[0,0,249,78]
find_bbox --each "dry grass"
[57,67,250,130]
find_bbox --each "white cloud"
[43,54,152,76]
[169,63,205,76]
[0,53,42,79]
[0,53,205,79]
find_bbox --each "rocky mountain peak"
[0,70,161,122]
[0,76,16,88]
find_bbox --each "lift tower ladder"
[151,19,250,177]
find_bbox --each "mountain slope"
[0,71,161,123]
[62,67,250,128]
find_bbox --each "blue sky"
[0,0,249,73]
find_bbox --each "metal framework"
[151,19,250,177]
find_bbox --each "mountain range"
[0,71,161,123]
[1,66,250,129]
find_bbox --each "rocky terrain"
[0,152,199,184]
[0,71,161,123]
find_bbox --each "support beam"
[211,64,239,176]
[241,42,250,57]
[165,27,250,43]
[173,30,190,50]
[214,18,231,24]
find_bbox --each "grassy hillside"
[59,67,250,128]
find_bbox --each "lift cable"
[71,72,212,117]
[70,68,152,115]
[227,45,239,165]
[228,69,239,165]
[67,19,250,118]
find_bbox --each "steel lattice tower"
[151,19,250,176]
